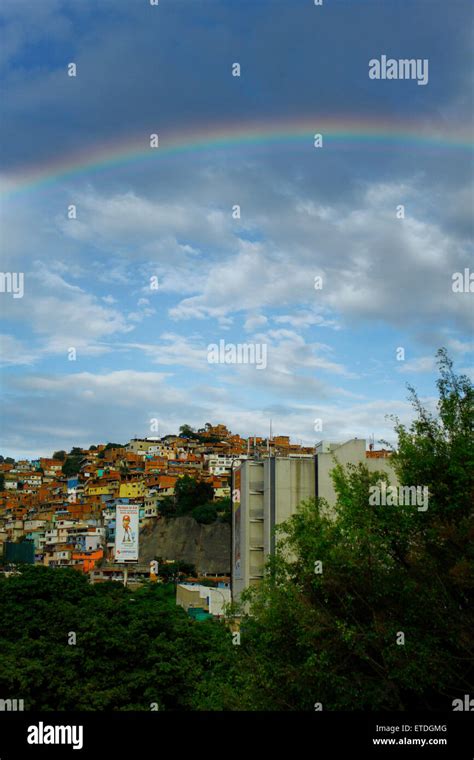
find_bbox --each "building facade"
[231,439,398,601]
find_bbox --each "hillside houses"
[1,423,312,576]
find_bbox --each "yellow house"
[86,484,113,496]
[119,481,146,499]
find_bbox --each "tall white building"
[231,439,397,600]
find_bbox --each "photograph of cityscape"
[0,0,473,756]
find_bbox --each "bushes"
[0,566,236,711]
[191,503,218,524]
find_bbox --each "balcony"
[249,509,264,520]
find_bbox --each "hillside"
[139,515,230,574]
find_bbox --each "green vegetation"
[0,567,235,711]
[191,497,231,525]
[178,424,221,443]
[153,559,197,581]
[53,450,67,461]
[221,349,473,710]
[216,496,231,524]
[191,503,218,524]
[157,476,215,521]
[179,424,198,439]
[156,477,230,524]
[175,475,214,515]
[157,495,177,518]
[62,455,83,477]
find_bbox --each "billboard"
[5,541,35,565]
[232,468,241,579]
[114,504,139,561]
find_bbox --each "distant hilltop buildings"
[0,424,394,598]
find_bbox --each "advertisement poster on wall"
[114,504,139,561]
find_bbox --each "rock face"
[139,516,230,574]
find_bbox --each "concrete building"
[232,457,316,600]
[231,439,398,601]
[315,438,396,508]
[126,438,165,456]
[206,454,247,476]
[176,583,231,618]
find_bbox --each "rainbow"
[1,116,472,198]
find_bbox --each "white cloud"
[0,334,37,366]
[117,333,209,370]
[274,310,339,329]
[397,356,436,373]
[244,314,268,331]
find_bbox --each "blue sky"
[0,0,473,458]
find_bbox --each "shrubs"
[191,503,218,524]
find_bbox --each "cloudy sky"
[0,0,472,459]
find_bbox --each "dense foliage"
[157,476,228,523]
[178,424,221,443]
[0,569,235,711]
[174,475,214,516]
[220,349,473,710]
[61,455,84,477]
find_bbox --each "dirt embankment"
[139,515,230,574]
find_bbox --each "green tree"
[179,425,197,440]
[391,347,473,521]
[53,450,67,461]
[0,473,4,491]
[216,496,231,524]
[174,476,214,516]
[62,456,83,477]
[0,566,236,711]
[192,503,218,524]
[229,349,474,710]
[158,496,177,518]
